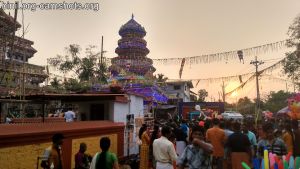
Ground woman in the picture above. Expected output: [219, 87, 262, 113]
[282, 121, 293, 154]
[139, 124, 150, 169]
[90, 137, 119, 169]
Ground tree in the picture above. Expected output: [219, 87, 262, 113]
[50, 77, 61, 90]
[198, 89, 208, 102]
[237, 97, 255, 115]
[284, 14, 300, 89]
[264, 90, 291, 113]
[156, 73, 168, 83]
[48, 44, 108, 84]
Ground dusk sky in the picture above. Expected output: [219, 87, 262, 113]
[4, 0, 300, 102]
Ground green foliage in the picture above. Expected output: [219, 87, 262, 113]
[264, 90, 292, 113]
[237, 97, 255, 115]
[156, 73, 168, 84]
[198, 89, 208, 102]
[48, 44, 108, 84]
[284, 14, 300, 87]
[283, 51, 300, 82]
[63, 79, 90, 92]
[50, 77, 61, 89]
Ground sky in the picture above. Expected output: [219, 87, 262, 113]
[3, 0, 300, 103]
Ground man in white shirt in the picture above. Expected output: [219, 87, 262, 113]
[153, 126, 178, 169]
[64, 108, 76, 122]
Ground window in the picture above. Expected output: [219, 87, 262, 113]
[174, 85, 181, 90]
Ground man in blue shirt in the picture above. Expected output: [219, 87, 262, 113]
[177, 126, 213, 169]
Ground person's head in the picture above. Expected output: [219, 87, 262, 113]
[191, 125, 205, 141]
[291, 119, 299, 129]
[212, 118, 220, 126]
[52, 133, 64, 146]
[100, 137, 111, 152]
[242, 123, 249, 133]
[284, 121, 292, 132]
[224, 120, 232, 130]
[232, 121, 241, 132]
[139, 124, 148, 139]
[181, 119, 187, 124]
[262, 122, 274, 140]
[169, 133, 176, 143]
[161, 126, 172, 138]
[79, 142, 87, 153]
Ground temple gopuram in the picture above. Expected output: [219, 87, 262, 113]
[108, 15, 167, 104]
[0, 9, 47, 96]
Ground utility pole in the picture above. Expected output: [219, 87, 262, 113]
[222, 81, 226, 102]
[250, 56, 264, 123]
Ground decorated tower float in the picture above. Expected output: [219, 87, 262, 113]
[107, 15, 168, 155]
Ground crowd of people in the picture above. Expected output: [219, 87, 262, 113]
[40, 117, 300, 169]
[138, 117, 300, 169]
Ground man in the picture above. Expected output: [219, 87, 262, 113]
[227, 122, 251, 169]
[153, 126, 178, 169]
[64, 108, 76, 122]
[257, 122, 287, 157]
[206, 118, 226, 169]
[242, 123, 257, 156]
[75, 143, 92, 169]
[42, 133, 64, 169]
[292, 119, 300, 157]
[177, 125, 213, 169]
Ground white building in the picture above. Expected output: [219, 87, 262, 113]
[165, 80, 194, 102]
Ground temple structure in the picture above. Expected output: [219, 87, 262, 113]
[108, 15, 167, 104]
[0, 9, 47, 96]
[110, 14, 156, 77]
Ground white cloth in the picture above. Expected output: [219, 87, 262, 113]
[176, 141, 186, 157]
[153, 136, 177, 163]
[156, 162, 173, 169]
[64, 110, 75, 122]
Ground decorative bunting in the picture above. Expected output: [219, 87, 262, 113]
[102, 40, 287, 65]
[179, 58, 185, 79]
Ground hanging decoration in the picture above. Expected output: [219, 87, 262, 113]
[237, 50, 244, 64]
[166, 57, 286, 89]
[179, 58, 185, 79]
[239, 75, 243, 83]
[224, 58, 286, 95]
[104, 39, 287, 65]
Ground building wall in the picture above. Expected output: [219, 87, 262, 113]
[0, 142, 51, 169]
[71, 134, 117, 169]
[0, 133, 118, 169]
[0, 121, 124, 169]
[166, 83, 191, 102]
[113, 94, 144, 155]
[74, 101, 110, 121]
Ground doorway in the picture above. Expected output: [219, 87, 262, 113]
[90, 104, 105, 120]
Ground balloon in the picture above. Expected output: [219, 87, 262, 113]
[278, 160, 284, 169]
[283, 155, 286, 162]
[283, 160, 289, 169]
[262, 159, 265, 169]
[274, 163, 279, 169]
[295, 157, 300, 169]
[253, 158, 260, 169]
[275, 155, 280, 165]
[242, 162, 251, 169]
[265, 149, 270, 169]
[270, 152, 275, 168]
[286, 152, 292, 162]
[289, 155, 294, 169]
